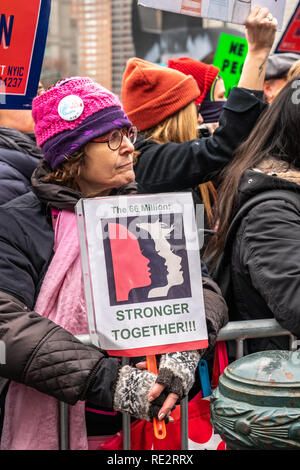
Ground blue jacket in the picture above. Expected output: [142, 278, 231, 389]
[0, 147, 40, 205]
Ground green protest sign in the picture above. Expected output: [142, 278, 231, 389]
[213, 33, 248, 97]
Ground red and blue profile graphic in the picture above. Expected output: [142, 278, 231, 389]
[103, 214, 192, 306]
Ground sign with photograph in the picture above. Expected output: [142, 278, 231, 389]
[0, 0, 51, 109]
[76, 193, 208, 357]
[138, 0, 286, 30]
[275, 1, 300, 53]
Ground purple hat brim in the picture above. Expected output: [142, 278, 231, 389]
[41, 106, 132, 169]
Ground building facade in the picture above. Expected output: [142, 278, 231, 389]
[71, 0, 112, 90]
[111, 0, 135, 95]
[41, 0, 79, 88]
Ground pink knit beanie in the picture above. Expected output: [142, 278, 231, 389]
[32, 77, 132, 169]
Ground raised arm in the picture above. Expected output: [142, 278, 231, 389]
[238, 6, 278, 90]
[135, 7, 277, 194]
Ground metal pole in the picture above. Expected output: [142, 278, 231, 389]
[217, 318, 293, 342]
[122, 357, 131, 450]
[235, 339, 244, 359]
[59, 401, 69, 450]
[289, 334, 298, 351]
[180, 397, 189, 450]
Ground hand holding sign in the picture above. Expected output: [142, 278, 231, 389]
[137, 350, 201, 421]
[237, 6, 278, 91]
[245, 5, 278, 54]
[113, 365, 170, 423]
[138, 0, 286, 28]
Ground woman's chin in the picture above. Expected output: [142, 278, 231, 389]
[124, 170, 135, 184]
[114, 171, 135, 190]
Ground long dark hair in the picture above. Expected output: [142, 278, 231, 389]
[205, 78, 300, 267]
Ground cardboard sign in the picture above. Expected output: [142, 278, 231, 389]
[138, 0, 286, 30]
[76, 193, 208, 357]
[0, 0, 51, 109]
[213, 33, 248, 97]
[275, 1, 300, 53]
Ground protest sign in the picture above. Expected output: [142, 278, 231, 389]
[0, 0, 51, 109]
[213, 33, 248, 96]
[275, 1, 300, 53]
[138, 0, 286, 30]
[76, 193, 208, 357]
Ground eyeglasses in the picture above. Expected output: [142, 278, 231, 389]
[92, 126, 138, 151]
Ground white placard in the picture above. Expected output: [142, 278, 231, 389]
[138, 0, 286, 30]
[76, 193, 208, 357]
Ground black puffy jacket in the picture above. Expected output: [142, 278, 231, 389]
[0, 128, 42, 205]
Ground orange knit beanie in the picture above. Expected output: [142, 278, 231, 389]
[121, 57, 200, 131]
[168, 57, 220, 106]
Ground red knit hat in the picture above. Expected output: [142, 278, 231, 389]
[168, 58, 220, 106]
[121, 58, 200, 131]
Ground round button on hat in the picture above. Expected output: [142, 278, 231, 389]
[58, 95, 84, 121]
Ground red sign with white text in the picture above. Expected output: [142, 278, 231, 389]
[0, 0, 42, 96]
[276, 2, 300, 53]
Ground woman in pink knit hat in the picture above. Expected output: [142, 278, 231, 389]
[0, 75, 228, 450]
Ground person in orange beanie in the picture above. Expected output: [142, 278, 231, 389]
[166, 58, 227, 231]
[167, 58, 226, 136]
[121, 58, 200, 132]
[121, 7, 277, 220]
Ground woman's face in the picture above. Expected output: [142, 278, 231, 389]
[78, 130, 135, 196]
[213, 78, 226, 101]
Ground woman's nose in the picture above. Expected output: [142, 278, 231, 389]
[197, 113, 204, 125]
[120, 135, 134, 155]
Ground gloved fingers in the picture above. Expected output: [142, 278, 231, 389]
[149, 390, 169, 423]
[157, 392, 179, 421]
[156, 368, 184, 399]
[148, 382, 166, 403]
[135, 361, 147, 370]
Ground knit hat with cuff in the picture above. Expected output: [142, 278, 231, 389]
[121, 58, 200, 132]
[32, 77, 132, 169]
[167, 57, 220, 106]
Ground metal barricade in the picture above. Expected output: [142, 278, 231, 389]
[217, 318, 297, 357]
[59, 319, 297, 450]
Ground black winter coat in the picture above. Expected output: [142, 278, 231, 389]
[214, 169, 300, 354]
[0, 148, 40, 205]
[0, 128, 41, 205]
[134, 87, 267, 194]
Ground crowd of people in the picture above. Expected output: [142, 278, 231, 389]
[0, 6, 299, 450]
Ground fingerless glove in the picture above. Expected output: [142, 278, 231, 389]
[156, 350, 201, 400]
[113, 365, 169, 421]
